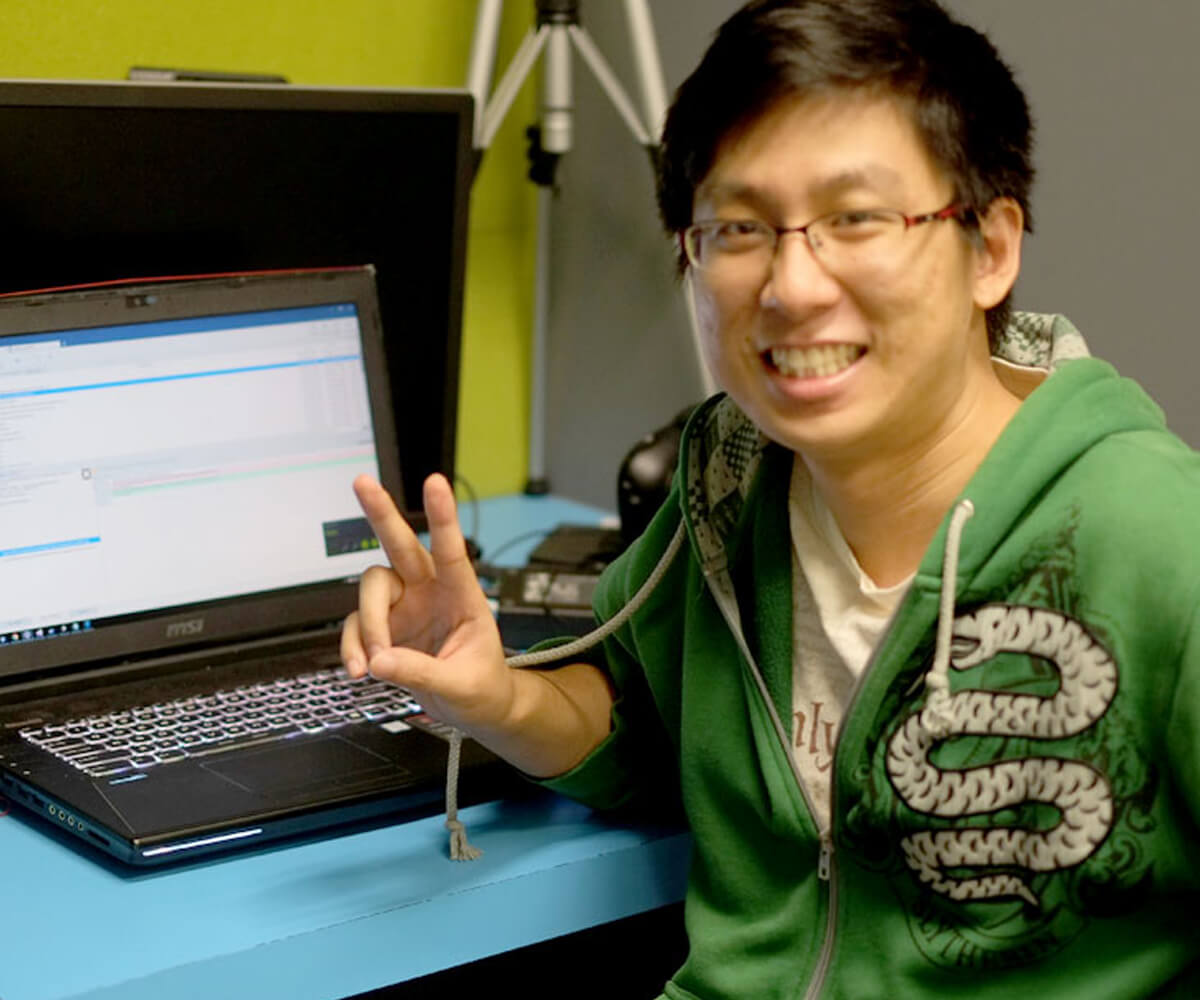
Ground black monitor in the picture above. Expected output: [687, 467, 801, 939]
[0, 79, 474, 523]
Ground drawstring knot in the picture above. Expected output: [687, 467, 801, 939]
[446, 817, 482, 861]
[920, 673, 955, 740]
[445, 728, 482, 860]
[919, 499, 975, 741]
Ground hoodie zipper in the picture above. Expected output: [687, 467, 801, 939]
[801, 580, 920, 999]
[703, 566, 844, 1000]
[805, 829, 837, 1000]
[708, 552, 919, 1000]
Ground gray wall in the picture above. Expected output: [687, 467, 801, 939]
[540, 0, 1200, 510]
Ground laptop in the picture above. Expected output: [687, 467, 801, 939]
[0, 267, 511, 866]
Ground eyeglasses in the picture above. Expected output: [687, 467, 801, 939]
[680, 202, 972, 286]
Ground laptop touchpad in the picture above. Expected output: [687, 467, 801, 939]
[203, 737, 406, 793]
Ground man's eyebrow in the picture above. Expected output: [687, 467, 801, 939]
[807, 165, 907, 198]
[698, 164, 908, 207]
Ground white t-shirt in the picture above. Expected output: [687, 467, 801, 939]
[788, 457, 911, 830]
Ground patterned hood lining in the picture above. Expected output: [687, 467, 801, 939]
[683, 396, 769, 576]
[997, 312, 1090, 368]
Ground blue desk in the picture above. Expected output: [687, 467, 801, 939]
[0, 495, 691, 1000]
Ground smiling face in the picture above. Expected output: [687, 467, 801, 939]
[689, 88, 1014, 472]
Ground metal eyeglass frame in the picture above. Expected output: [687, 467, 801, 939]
[680, 201, 972, 271]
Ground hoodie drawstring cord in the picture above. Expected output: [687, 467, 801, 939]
[445, 728, 482, 861]
[919, 499, 975, 741]
[441, 520, 688, 860]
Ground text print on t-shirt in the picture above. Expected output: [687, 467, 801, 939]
[794, 699, 837, 772]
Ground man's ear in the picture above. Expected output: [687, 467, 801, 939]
[972, 197, 1024, 310]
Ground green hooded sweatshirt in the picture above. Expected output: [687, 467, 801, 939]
[542, 313, 1200, 999]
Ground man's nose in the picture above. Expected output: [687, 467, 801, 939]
[759, 232, 842, 315]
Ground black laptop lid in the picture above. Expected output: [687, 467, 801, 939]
[0, 268, 401, 685]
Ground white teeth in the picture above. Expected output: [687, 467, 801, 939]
[769, 343, 863, 378]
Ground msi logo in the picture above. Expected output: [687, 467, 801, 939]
[165, 618, 205, 639]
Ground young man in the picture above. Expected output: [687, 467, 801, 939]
[342, 0, 1200, 995]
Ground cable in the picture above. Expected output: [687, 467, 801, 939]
[479, 528, 553, 568]
[505, 519, 685, 668]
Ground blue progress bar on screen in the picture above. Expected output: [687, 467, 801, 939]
[0, 536, 101, 559]
[0, 354, 359, 402]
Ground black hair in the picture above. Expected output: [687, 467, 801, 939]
[656, 0, 1035, 345]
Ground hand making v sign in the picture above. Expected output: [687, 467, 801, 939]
[340, 473, 614, 779]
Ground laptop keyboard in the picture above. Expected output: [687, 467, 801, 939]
[18, 667, 422, 779]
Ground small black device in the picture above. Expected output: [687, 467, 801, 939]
[494, 566, 601, 650]
[490, 523, 623, 649]
[617, 406, 693, 543]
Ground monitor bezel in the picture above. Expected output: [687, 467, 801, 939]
[0, 77, 474, 523]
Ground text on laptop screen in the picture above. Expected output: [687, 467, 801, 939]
[0, 303, 389, 642]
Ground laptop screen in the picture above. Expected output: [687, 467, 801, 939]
[0, 271, 397, 676]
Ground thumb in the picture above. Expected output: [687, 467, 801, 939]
[365, 643, 444, 695]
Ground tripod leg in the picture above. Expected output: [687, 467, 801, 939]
[622, 0, 669, 141]
[478, 24, 552, 150]
[467, 0, 505, 143]
[525, 183, 554, 495]
[567, 25, 653, 147]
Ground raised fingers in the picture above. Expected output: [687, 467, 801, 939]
[422, 474, 485, 602]
[352, 474, 431, 589]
